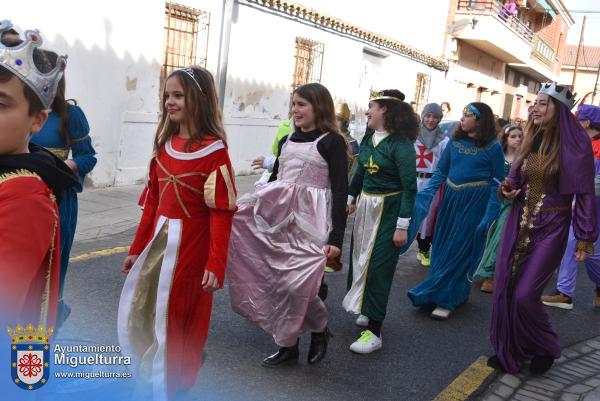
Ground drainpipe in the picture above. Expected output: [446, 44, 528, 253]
[571, 15, 586, 90]
[216, 0, 234, 110]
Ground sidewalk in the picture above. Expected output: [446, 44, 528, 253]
[480, 337, 600, 401]
[73, 174, 258, 255]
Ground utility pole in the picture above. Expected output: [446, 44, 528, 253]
[571, 15, 586, 90]
[592, 61, 600, 105]
[216, 0, 234, 110]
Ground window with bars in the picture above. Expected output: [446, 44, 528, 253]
[161, 2, 210, 89]
[292, 37, 324, 91]
[414, 73, 431, 112]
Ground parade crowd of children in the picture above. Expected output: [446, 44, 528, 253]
[2, 18, 600, 401]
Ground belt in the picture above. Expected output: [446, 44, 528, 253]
[445, 178, 489, 190]
[361, 190, 404, 197]
[417, 172, 433, 179]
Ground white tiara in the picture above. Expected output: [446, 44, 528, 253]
[177, 68, 204, 95]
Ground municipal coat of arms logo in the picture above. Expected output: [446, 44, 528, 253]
[7, 324, 53, 390]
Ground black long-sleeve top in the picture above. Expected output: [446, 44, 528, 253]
[269, 129, 348, 249]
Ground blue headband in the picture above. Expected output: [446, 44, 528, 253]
[466, 104, 481, 118]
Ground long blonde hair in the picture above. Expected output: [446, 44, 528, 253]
[154, 66, 226, 153]
[513, 97, 560, 184]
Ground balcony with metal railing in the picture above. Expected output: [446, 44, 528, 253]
[453, 0, 558, 81]
[456, 1, 534, 42]
[532, 35, 555, 65]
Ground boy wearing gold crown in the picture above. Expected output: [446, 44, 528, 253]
[0, 20, 78, 328]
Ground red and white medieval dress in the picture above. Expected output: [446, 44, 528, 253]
[118, 135, 236, 401]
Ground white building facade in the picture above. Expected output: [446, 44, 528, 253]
[6, 0, 452, 186]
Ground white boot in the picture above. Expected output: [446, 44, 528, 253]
[355, 314, 369, 327]
[430, 306, 451, 320]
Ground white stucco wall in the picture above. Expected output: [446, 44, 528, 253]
[6, 0, 169, 186]
[5, 0, 449, 185]
[225, 2, 449, 175]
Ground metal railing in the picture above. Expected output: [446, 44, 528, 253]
[161, 2, 210, 89]
[457, 0, 534, 43]
[292, 37, 325, 90]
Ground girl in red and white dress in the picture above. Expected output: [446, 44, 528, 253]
[118, 66, 236, 401]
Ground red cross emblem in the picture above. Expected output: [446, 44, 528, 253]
[416, 145, 434, 169]
[18, 353, 43, 378]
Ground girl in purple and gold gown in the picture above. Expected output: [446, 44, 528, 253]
[490, 83, 598, 375]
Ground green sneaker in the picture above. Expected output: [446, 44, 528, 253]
[418, 251, 430, 267]
[349, 330, 382, 354]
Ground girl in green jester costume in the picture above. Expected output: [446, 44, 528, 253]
[343, 89, 418, 354]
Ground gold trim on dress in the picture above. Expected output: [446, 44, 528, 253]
[154, 157, 206, 218]
[358, 197, 386, 311]
[131, 222, 169, 376]
[452, 140, 496, 155]
[161, 219, 182, 378]
[204, 170, 217, 209]
[0, 169, 42, 184]
[540, 206, 571, 213]
[45, 147, 70, 160]
[445, 178, 489, 190]
[576, 240, 594, 254]
[71, 135, 91, 143]
[219, 164, 236, 211]
[361, 190, 403, 197]
[39, 194, 58, 326]
[510, 153, 546, 282]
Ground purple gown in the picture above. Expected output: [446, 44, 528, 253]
[490, 105, 598, 373]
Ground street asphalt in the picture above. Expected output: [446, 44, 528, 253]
[56, 175, 600, 401]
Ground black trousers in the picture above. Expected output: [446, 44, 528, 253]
[417, 235, 432, 253]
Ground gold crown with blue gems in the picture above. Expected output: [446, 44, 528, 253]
[7, 324, 54, 344]
[0, 20, 67, 108]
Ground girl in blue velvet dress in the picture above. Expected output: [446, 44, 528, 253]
[31, 73, 97, 326]
[406, 102, 505, 320]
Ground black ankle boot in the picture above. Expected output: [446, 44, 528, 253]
[318, 280, 328, 301]
[487, 355, 504, 370]
[308, 328, 332, 365]
[530, 355, 554, 375]
[261, 342, 299, 367]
